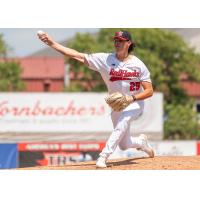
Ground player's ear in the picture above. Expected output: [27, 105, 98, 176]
[127, 40, 132, 45]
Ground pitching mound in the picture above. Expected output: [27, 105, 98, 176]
[20, 156, 200, 170]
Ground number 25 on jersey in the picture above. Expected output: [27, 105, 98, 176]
[130, 82, 140, 91]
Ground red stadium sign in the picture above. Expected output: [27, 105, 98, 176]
[18, 142, 105, 167]
[18, 142, 105, 152]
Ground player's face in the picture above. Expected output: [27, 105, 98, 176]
[114, 39, 131, 53]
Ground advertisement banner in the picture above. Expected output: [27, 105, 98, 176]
[0, 144, 18, 169]
[0, 93, 112, 133]
[0, 93, 163, 138]
[130, 92, 163, 138]
[18, 142, 105, 168]
[110, 141, 197, 159]
[196, 141, 200, 155]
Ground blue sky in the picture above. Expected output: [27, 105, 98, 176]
[0, 28, 99, 57]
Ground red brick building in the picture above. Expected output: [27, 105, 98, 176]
[181, 81, 200, 98]
[181, 80, 200, 114]
[19, 57, 66, 92]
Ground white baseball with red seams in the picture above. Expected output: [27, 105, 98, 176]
[84, 52, 152, 159]
[37, 30, 45, 36]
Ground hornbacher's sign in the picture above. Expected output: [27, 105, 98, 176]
[0, 100, 105, 117]
[0, 93, 113, 133]
[0, 92, 163, 135]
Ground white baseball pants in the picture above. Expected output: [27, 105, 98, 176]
[99, 108, 144, 159]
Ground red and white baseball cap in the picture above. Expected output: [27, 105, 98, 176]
[114, 30, 132, 41]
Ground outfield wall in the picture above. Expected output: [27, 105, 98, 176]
[1, 141, 200, 169]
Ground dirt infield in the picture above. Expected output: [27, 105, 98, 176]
[20, 156, 200, 170]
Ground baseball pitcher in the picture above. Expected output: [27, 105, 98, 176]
[37, 30, 154, 168]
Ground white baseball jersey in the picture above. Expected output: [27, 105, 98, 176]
[84, 53, 151, 111]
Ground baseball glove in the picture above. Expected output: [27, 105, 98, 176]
[105, 92, 134, 112]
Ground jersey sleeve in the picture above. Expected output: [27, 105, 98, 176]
[84, 53, 106, 72]
[140, 64, 152, 82]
